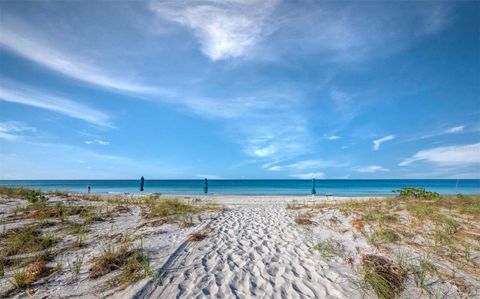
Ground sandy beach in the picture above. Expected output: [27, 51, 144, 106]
[0, 190, 478, 298]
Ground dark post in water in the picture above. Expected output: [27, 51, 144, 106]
[140, 176, 145, 192]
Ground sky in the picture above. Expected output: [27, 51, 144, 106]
[0, 0, 479, 179]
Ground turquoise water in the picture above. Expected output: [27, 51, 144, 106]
[0, 179, 479, 196]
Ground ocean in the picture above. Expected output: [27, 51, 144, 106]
[0, 179, 479, 196]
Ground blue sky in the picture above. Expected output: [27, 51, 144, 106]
[0, 0, 479, 179]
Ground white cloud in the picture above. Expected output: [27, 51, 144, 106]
[373, 135, 395, 151]
[290, 172, 325, 179]
[149, 0, 278, 60]
[85, 139, 110, 146]
[443, 125, 464, 134]
[354, 165, 389, 173]
[253, 145, 277, 158]
[399, 143, 480, 166]
[0, 16, 168, 96]
[327, 135, 341, 140]
[0, 83, 112, 127]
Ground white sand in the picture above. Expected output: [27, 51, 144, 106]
[2, 194, 471, 298]
[130, 202, 360, 298]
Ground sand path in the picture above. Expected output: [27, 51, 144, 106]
[136, 205, 359, 298]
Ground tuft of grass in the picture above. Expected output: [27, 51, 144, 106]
[89, 237, 151, 285]
[118, 248, 152, 285]
[443, 218, 459, 235]
[69, 255, 84, 276]
[361, 255, 406, 299]
[3, 225, 57, 256]
[0, 259, 4, 278]
[13, 270, 26, 289]
[365, 231, 379, 247]
[381, 229, 400, 243]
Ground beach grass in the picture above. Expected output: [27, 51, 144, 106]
[2, 224, 57, 257]
[291, 191, 480, 296]
[89, 236, 151, 285]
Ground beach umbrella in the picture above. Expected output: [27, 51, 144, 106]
[203, 178, 208, 195]
[311, 178, 316, 196]
[140, 176, 144, 192]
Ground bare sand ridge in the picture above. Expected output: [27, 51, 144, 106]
[135, 204, 359, 298]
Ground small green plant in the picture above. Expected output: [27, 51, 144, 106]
[0, 260, 4, 278]
[395, 250, 410, 272]
[365, 231, 379, 247]
[75, 228, 86, 247]
[434, 226, 449, 247]
[381, 229, 400, 242]
[54, 258, 64, 273]
[69, 255, 84, 276]
[413, 254, 434, 289]
[443, 218, 459, 235]
[13, 270, 26, 289]
[463, 241, 472, 263]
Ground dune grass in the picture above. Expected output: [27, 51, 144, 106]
[0, 186, 46, 203]
[2, 224, 57, 257]
[89, 237, 151, 285]
[142, 197, 222, 224]
[294, 191, 480, 296]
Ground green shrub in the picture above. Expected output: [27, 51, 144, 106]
[393, 188, 439, 200]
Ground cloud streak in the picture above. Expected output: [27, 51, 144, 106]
[0, 16, 168, 95]
[399, 143, 480, 166]
[0, 121, 36, 141]
[289, 172, 325, 179]
[373, 135, 395, 151]
[354, 165, 389, 173]
[0, 82, 112, 127]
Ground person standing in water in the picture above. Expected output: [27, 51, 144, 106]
[87, 185, 91, 194]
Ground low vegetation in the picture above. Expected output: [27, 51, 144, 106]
[2, 224, 57, 257]
[0, 186, 46, 203]
[89, 237, 151, 285]
[361, 255, 406, 299]
[290, 188, 480, 297]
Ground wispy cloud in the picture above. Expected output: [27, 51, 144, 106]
[399, 143, 480, 166]
[0, 121, 36, 141]
[85, 139, 110, 146]
[0, 82, 112, 127]
[265, 159, 341, 171]
[149, 0, 278, 60]
[353, 165, 389, 173]
[373, 135, 395, 151]
[0, 16, 168, 95]
[289, 172, 325, 179]
[327, 135, 341, 140]
[443, 125, 465, 134]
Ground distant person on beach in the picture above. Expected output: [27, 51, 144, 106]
[87, 185, 91, 194]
